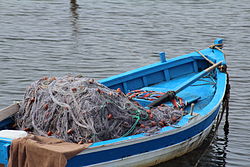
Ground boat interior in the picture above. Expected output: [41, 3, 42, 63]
[100, 50, 218, 117]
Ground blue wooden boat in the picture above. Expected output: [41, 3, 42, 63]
[0, 39, 227, 167]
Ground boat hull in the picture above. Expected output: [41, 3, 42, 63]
[91, 118, 215, 167]
[67, 105, 221, 167]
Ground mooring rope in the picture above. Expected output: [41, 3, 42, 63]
[209, 44, 227, 58]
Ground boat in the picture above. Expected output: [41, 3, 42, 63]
[0, 39, 228, 167]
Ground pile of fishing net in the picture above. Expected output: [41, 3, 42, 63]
[15, 75, 183, 144]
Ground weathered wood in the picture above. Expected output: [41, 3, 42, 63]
[0, 103, 19, 122]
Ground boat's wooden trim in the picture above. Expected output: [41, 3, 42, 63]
[0, 104, 19, 122]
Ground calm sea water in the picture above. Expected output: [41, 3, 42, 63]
[0, 0, 249, 166]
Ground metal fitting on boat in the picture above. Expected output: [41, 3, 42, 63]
[218, 64, 227, 73]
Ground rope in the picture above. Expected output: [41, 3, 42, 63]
[122, 109, 148, 137]
[122, 115, 140, 137]
[197, 43, 227, 74]
[196, 50, 215, 65]
[209, 43, 223, 49]
[209, 44, 227, 58]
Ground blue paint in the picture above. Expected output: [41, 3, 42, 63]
[99, 57, 196, 89]
[159, 52, 167, 63]
[214, 38, 223, 45]
[126, 77, 144, 91]
[146, 71, 165, 85]
[0, 118, 13, 130]
[168, 61, 194, 79]
[174, 61, 222, 93]
[0, 138, 12, 166]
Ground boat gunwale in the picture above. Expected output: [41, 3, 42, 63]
[99, 48, 215, 87]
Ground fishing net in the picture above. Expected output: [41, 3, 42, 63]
[15, 75, 183, 143]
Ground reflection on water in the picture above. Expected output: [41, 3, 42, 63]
[70, 0, 79, 26]
[156, 123, 229, 167]
[195, 84, 230, 167]
[70, 0, 80, 50]
[0, 0, 250, 166]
